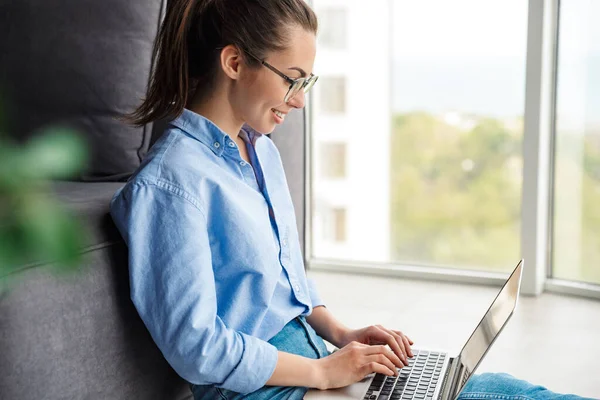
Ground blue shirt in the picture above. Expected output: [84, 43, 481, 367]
[109, 109, 324, 394]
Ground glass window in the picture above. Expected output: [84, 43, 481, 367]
[552, 1, 600, 285]
[321, 207, 347, 243]
[318, 8, 347, 49]
[311, 0, 527, 271]
[318, 76, 346, 114]
[320, 142, 347, 179]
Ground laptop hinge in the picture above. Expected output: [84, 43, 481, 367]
[439, 356, 461, 400]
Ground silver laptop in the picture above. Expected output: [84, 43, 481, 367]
[306, 260, 524, 400]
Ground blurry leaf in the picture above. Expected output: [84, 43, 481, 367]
[0, 225, 20, 274]
[0, 140, 23, 191]
[1, 98, 89, 285]
[0, 219, 34, 276]
[22, 128, 88, 180]
[0, 93, 5, 134]
[18, 194, 86, 271]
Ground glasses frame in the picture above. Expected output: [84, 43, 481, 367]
[245, 50, 319, 103]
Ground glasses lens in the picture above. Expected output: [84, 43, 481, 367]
[285, 79, 305, 102]
[303, 75, 318, 94]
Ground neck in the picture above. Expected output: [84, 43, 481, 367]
[188, 86, 244, 140]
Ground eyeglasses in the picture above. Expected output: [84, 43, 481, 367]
[245, 50, 319, 103]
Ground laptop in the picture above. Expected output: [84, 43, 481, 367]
[305, 259, 524, 400]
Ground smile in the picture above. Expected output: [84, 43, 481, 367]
[271, 108, 286, 119]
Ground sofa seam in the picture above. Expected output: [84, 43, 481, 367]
[0, 240, 123, 278]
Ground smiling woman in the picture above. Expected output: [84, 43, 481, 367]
[109, 1, 595, 400]
[124, 0, 318, 137]
[113, 0, 410, 398]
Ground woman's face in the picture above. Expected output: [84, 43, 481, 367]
[235, 26, 317, 134]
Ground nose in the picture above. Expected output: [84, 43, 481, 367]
[286, 90, 306, 109]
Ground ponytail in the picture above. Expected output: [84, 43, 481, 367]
[124, 0, 209, 126]
[123, 0, 318, 126]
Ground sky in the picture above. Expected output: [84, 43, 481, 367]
[389, 0, 600, 126]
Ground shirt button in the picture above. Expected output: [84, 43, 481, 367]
[295, 284, 301, 292]
[213, 142, 220, 148]
[282, 239, 287, 247]
[228, 141, 236, 148]
[239, 161, 246, 166]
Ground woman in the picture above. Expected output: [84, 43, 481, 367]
[110, 1, 594, 399]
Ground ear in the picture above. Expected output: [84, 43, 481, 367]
[220, 44, 243, 80]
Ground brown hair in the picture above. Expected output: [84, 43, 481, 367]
[125, 0, 318, 126]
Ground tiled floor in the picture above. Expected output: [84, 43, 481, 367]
[307, 269, 600, 399]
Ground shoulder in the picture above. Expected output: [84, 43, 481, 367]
[124, 126, 220, 208]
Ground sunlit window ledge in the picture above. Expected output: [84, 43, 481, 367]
[544, 279, 600, 301]
[307, 259, 600, 301]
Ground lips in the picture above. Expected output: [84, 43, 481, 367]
[271, 108, 287, 118]
[271, 108, 287, 125]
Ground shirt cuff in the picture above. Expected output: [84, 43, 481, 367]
[307, 278, 325, 309]
[219, 332, 279, 394]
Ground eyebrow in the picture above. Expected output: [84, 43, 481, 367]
[288, 67, 307, 77]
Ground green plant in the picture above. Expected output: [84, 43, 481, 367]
[0, 104, 89, 285]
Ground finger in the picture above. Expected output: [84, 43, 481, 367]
[369, 326, 406, 360]
[364, 354, 398, 376]
[389, 331, 409, 362]
[403, 333, 414, 346]
[361, 361, 396, 378]
[378, 328, 408, 365]
[394, 330, 414, 357]
[401, 334, 414, 358]
[364, 344, 404, 368]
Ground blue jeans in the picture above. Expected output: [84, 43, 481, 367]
[190, 317, 596, 400]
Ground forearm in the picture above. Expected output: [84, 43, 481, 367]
[266, 351, 323, 389]
[266, 308, 348, 389]
[305, 306, 349, 349]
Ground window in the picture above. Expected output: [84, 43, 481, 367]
[318, 76, 346, 114]
[311, 0, 390, 263]
[320, 142, 347, 179]
[552, 1, 600, 285]
[323, 207, 347, 243]
[310, 0, 528, 272]
[318, 8, 347, 49]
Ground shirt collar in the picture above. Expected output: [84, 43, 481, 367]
[240, 124, 263, 146]
[170, 108, 264, 156]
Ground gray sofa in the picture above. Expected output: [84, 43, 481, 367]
[0, 1, 308, 398]
[0, 1, 194, 398]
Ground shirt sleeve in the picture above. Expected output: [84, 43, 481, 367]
[306, 277, 325, 309]
[109, 180, 278, 394]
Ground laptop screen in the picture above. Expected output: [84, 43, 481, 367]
[453, 260, 524, 397]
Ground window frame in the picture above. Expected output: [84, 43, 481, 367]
[303, 0, 600, 300]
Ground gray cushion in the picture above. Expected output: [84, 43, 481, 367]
[6, 181, 127, 272]
[0, 182, 191, 399]
[0, 243, 191, 400]
[51, 181, 126, 249]
[0, 0, 166, 181]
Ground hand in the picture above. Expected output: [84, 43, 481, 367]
[313, 341, 403, 390]
[338, 325, 414, 366]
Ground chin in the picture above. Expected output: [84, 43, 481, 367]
[246, 120, 277, 135]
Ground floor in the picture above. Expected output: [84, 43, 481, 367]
[307, 269, 600, 399]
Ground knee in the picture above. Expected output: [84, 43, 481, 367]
[463, 372, 546, 397]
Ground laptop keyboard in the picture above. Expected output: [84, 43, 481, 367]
[363, 349, 447, 400]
